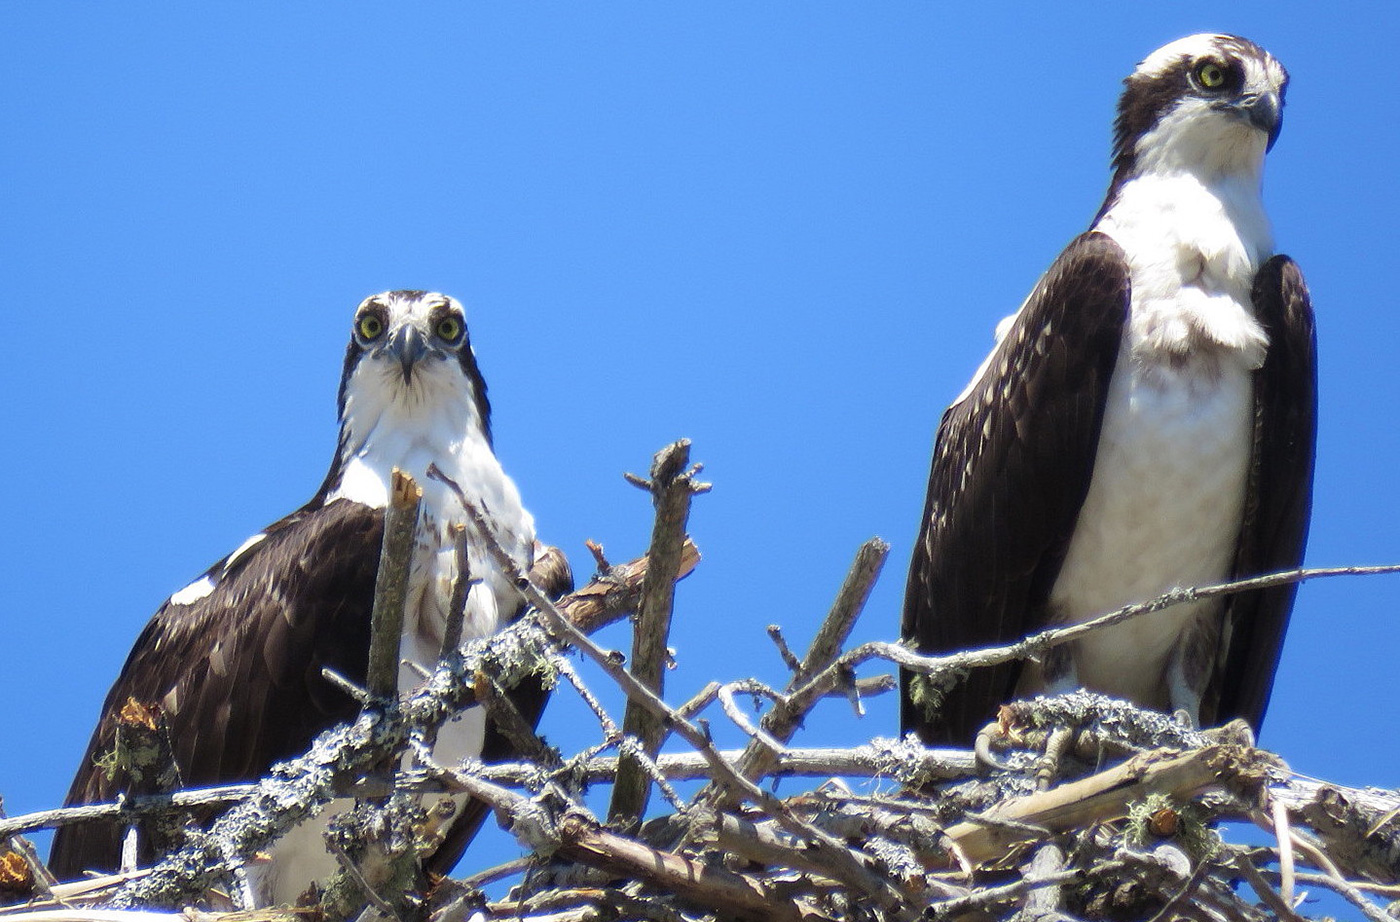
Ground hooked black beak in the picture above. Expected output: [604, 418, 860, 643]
[1238, 91, 1283, 151]
[385, 325, 428, 384]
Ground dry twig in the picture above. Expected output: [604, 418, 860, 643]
[12, 443, 1400, 922]
[610, 439, 710, 826]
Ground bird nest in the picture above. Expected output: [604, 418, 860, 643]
[4, 443, 1399, 922]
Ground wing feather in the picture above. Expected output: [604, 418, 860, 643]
[51, 507, 573, 885]
[1209, 255, 1316, 729]
[49, 499, 382, 878]
[900, 232, 1131, 744]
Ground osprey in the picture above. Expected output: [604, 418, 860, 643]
[49, 290, 569, 904]
[901, 35, 1316, 744]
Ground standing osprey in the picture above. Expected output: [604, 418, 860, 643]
[901, 35, 1316, 744]
[50, 291, 568, 904]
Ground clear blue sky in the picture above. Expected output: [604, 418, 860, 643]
[4, 2, 1399, 891]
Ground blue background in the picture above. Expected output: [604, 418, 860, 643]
[3, 2, 1398, 905]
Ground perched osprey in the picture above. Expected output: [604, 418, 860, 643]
[901, 35, 1316, 745]
[49, 291, 568, 904]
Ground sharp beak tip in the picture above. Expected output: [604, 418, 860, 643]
[385, 326, 428, 385]
[1244, 92, 1283, 150]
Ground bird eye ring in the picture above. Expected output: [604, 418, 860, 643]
[436, 316, 464, 343]
[1196, 62, 1226, 89]
[356, 315, 384, 341]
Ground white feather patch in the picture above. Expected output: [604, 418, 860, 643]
[169, 574, 215, 606]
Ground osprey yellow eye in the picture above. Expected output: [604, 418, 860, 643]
[436, 315, 463, 342]
[356, 315, 384, 341]
[1197, 62, 1226, 89]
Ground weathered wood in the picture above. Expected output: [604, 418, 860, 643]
[367, 469, 422, 700]
[19, 443, 1400, 922]
[609, 440, 709, 826]
[558, 539, 699, 634]
[553, 813, 816, 922]
[943, 745, 1267, 864]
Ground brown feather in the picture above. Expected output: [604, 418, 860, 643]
[1207, 255, 1316, 728]
[50, 500, 381, 878]
[900, 232, 1131, 745]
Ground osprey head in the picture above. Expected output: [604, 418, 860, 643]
[1111, 34, 1288, 181]
[336, 289, 493, 450]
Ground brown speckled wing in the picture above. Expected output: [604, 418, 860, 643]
[51, 511, 573, 885]
[49, 498, 383, 879]
[900, 232, 1131, 745]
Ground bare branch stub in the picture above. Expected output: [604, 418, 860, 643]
[608, 439, 710, 828]
[559, 539, 700, 636]
[766, 625, 803, 675]
[368, 468, 423, 701]
[796, 538, 890, 685]
[584, 538, 610, 572]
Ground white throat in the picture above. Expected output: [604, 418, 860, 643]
[327, 364, 535, 652]
[1095, 140, 1273, 367]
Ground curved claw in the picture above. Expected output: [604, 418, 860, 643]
[974, 721, 1015, 771]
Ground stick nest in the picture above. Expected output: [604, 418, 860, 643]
[5, 447, 1399, 922]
